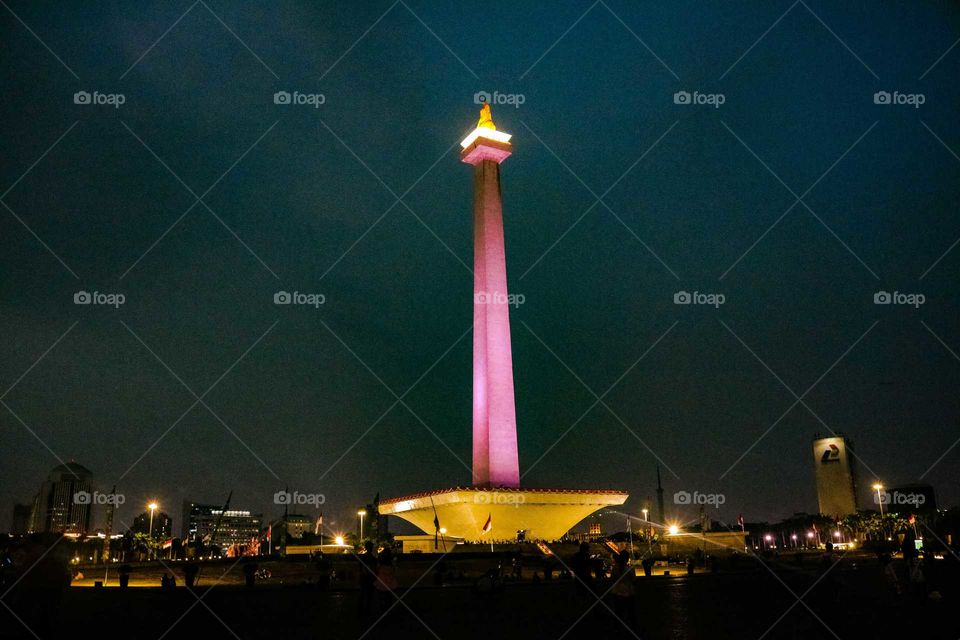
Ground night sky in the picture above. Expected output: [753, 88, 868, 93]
[2, 1, 958, 534]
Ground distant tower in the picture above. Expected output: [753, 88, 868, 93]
[656, 465, 665, 525]
[461, 104, 520, 488]
[30, 462, 93, 534]
[812, 435, 858, 517]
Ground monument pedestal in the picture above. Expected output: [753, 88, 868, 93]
[379, 487, 627, 541]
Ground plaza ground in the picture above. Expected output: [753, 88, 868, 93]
[3, 552, 957, 639]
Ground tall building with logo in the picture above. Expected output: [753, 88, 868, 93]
[29, 462, 93, 534]
[812, 435, 858, 517]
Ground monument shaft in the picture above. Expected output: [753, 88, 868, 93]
[471, 158, 520, 487]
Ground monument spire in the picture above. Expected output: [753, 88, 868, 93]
[460, 105, 519, 488]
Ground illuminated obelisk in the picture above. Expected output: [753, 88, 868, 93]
[378, 107, 627, 542]
[460, 104, 520, 488]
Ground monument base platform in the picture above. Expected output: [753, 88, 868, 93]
[379, 487, 628, 542]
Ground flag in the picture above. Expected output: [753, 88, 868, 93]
[315, 512, 323, 535]
[481, 514, 492, 535]
[908, 513, 915, 524]
[267, 522, 272, 541]
[737, 514, 744, 531]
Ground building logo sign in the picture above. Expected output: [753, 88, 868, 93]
[820, 443, 841, 463]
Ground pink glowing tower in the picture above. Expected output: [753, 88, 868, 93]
[460, 104, 520, 488]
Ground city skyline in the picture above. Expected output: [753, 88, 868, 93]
[3, 1, 960, 536]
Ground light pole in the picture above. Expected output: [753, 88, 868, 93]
[873, 483, 885, 516]
[147, 502, 158, 560]
[357, 509, 367, 541]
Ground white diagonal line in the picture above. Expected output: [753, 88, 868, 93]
[798, 200, 880, 279]
[545, 544, 643, 640]
[0, 532, 66, 599]
[719, 0, 799, 80]
[919, 36, 960, 80]
[1, 401, 81, 480]
[2, 320, 79, 399]
[520, 1, 599, 80]
[1, 121, 79, 200]
[119, 0, 200, 79]
[119, 120, 280, 279]
[116, 320, 279, 482]
[0, 200, 81, 279]
[0, 0, 80, 80]
[319, 118, 472, 274]
[319, 133, 463, 281]
[319, 1, 400, 81]
[920, 120, 960, 163]
[317, 324, 471, 481]
[520, 321, 680, 479]
[798, 0, 878, 79]
[719, 120, 879, 280]
[0, 600, 41, 640]
[318, 319, 473, 476]
[120, 320, 281, 479]
[521, 321, 678, 480]
[919, 321, 960, 479]
[720, 321, 878, 478]
[400, 0, 478, 79]
[598, 0, 680, 81]
[519, 119, 680, 280]
[199, 0, 279, 79]
[719, 319, 882, 481]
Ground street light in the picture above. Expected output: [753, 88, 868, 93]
[357, 509, 367, 540]
[641, 508, 648, 521]
[147, 502, 159, 560]
[668, 524, 679, 535]
[873, 483, 885, 516]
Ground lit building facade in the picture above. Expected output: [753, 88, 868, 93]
[812, 435, 858, 517]
[29, 462, 93, 534]
[181, 501, 261, 546]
